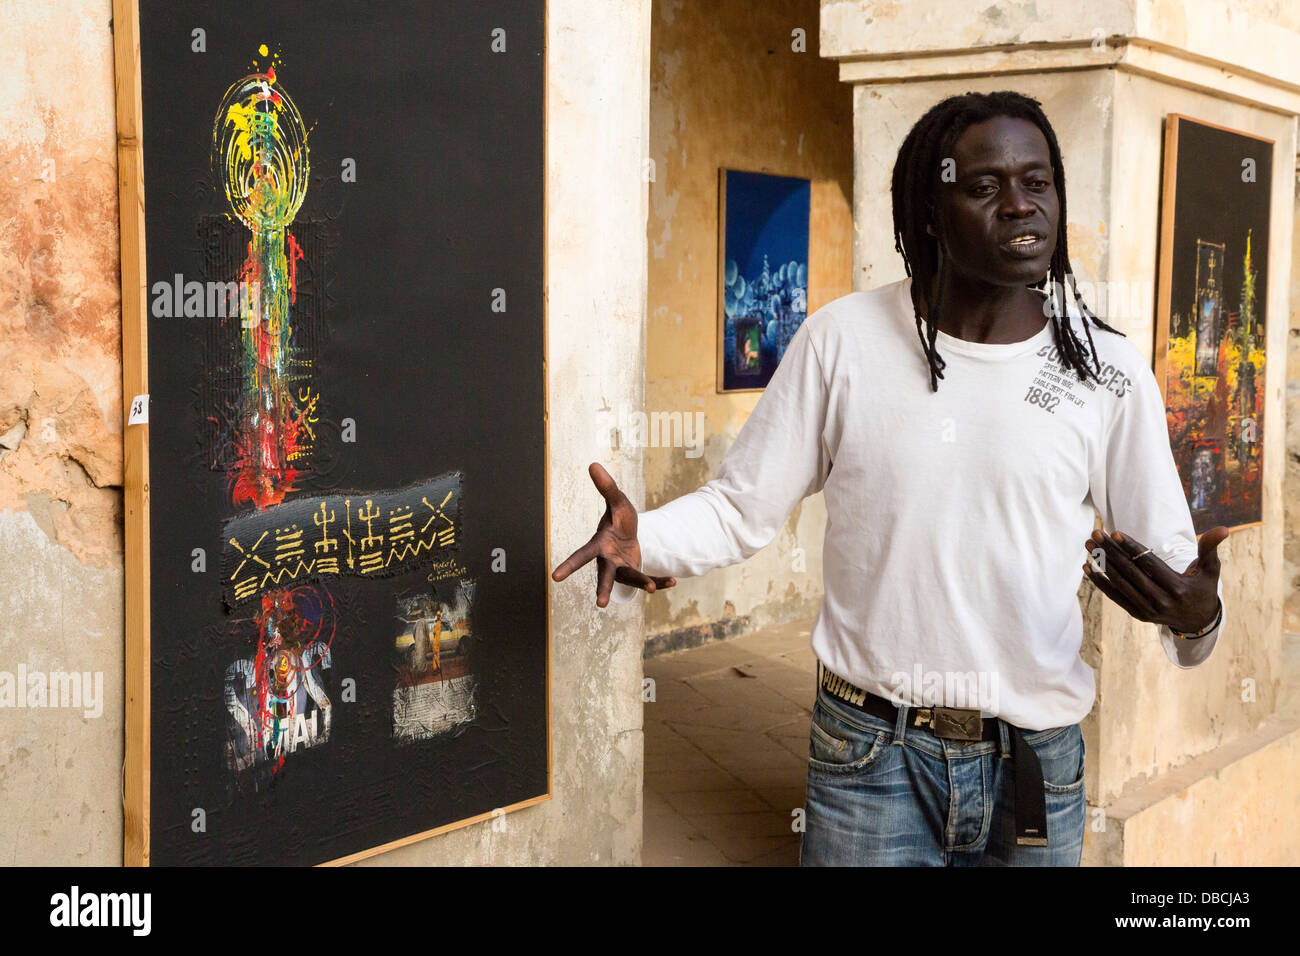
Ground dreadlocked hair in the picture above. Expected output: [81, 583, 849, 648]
[890, 90, 1124, 392]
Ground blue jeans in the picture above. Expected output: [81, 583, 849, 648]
[800, 685, 1086, 866]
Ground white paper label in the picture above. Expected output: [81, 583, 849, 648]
[128, 394, 149, 425]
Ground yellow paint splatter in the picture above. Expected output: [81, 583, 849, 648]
[214, 74, 310, 231]
[258, 43, 269, 56]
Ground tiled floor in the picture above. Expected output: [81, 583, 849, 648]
[642, 615, 819, 866]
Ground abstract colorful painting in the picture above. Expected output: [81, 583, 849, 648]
[118, 0, 548, 866]
[1155, 115, 1272, 532]
[717, 169, 811, 392]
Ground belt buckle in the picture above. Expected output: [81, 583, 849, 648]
[929, 706, 984, 742]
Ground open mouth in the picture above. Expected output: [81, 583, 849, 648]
[1001, 233, 1048, 257]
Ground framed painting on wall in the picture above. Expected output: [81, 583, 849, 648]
[1154, 114, 1272, 533]
[716, 168, 811, 393]
[113, 0, 550, 865]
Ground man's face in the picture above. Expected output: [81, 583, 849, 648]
[931, 115, 1059, 287]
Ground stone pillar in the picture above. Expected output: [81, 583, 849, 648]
[820, 0, 1300, 864]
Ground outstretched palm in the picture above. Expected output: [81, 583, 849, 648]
[1083, 525, 1228, 634]
[552, 462, 676, 607]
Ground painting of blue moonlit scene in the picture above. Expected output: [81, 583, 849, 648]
[718, 169, 811, 392]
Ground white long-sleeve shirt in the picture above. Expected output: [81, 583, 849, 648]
[612, 276, 1224, 730]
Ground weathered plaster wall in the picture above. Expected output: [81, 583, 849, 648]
[1, 0, 652, 866]
[1097, 71, 1293, 805]
[642, 0, 853, 647]
[1284, 177, 1300, 632]
[1090, 713, 1300, 865]
[821, 0, 1300, 87]
[0, 0, 125, 865]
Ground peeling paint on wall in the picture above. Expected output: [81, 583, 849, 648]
[0, 0, 125, 866]
[0, 1, 123, 572]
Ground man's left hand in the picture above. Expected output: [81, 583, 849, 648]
[1082, 526, 1228, 634]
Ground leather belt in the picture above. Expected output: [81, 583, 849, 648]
[819, 664, 1049, 847]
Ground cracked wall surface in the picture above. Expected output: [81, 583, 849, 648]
[0, 0, 122, 566]
[642, 0, 854, 647]
[0, 0, 125, 865]
[2, 0, 650, 866]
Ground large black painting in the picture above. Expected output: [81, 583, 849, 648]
[130, 0, 547, 865]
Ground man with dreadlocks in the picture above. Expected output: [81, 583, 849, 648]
[552, 90, 1227, 866]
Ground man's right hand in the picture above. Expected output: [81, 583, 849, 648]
[551, 462, 676, 607]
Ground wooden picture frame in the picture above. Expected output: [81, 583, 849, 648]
[113, 0, 151, 870]
[1153, 113, 1272, 533]
[112, 0, 552, 866]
